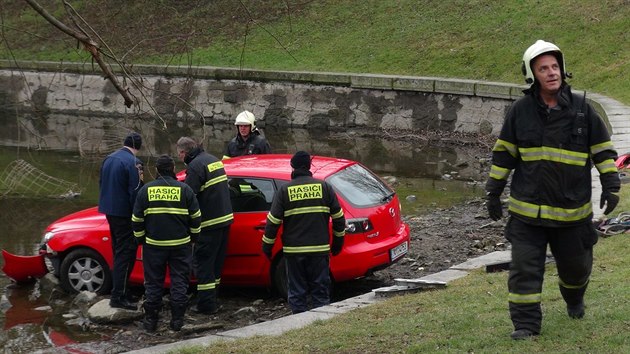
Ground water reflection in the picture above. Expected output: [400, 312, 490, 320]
[0, 149, 103, 352]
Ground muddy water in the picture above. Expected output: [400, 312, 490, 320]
[0, 128, 486, 352]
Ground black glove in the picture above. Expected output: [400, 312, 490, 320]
[487, 194, 503, 221]
[135, 236, 145, 245]
[600, 191, 620, 215]
[262, 243, 273, 260]
[331, 236, 344, 256]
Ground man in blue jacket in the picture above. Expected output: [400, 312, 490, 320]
[98, 132, 144, 310]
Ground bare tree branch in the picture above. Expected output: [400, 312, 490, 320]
[24, 0, 135, 108]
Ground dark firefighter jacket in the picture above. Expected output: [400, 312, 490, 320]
[262, 170, 346, 255]
[486, 83, 620, 227]
[183, 148, 234, 230]
[223, 129, 271, 158]
[132, 175, 201, 247]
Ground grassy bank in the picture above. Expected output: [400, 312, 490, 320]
[180, 232, 629, 353]
[0, 1, 628, 104]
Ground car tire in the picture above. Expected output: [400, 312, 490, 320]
[271, 255, 288, 299]
[60, 248, 112, 295]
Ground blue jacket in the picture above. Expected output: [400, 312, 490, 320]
[98, 147, 142, 217]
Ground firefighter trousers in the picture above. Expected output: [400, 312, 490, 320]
[505, 217, 596, 333]
[286, 254, 331, 314]
[193, 226, 230, 312]
[143, 244, 192, 309]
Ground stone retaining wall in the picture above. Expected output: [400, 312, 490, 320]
[0, 60, 626, 156]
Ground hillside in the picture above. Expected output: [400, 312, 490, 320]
[0, 1, 628, 103]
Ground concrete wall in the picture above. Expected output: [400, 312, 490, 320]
[0, 61, 521, 144]
[0, 60, 627, 156]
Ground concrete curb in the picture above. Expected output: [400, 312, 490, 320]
[124, 251, 512, 354]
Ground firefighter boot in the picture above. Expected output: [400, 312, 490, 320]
[559, 283, 586, 319]
[567, 302, 585, 319]
[169, 303, 187, 331]
[143, 304, 160, 332]
[510, 329, 538, 340]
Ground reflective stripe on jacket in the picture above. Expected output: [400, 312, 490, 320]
[184, 151, 234, 231]
[486, 84, 620, 226]
[132, 176, 201, 247]
[263, 174, 346, 255]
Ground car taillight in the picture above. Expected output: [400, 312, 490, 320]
[345, 218, 373, 234]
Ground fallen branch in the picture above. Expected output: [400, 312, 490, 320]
[24, 0, 134, 108]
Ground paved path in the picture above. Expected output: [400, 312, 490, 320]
[125, 95, 630, 354]
[590, 94, 630, 218]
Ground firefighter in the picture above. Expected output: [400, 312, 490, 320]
[223, 110, 272, 159]
[486, 40, 620, 340]
[177, 137, 234, 315]
[262, 151, 346, 314]
[132, 155, 201, 332]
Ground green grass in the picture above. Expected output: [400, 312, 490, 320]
[178, 234, 629, 353]
[1, 1, 628, 104]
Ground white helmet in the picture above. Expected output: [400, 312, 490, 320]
[521, 40, 571, 84]
[234, 110, 256, 128]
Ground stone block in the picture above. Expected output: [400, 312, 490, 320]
[510, 85, 527, 98]
[392, 76, 435, 92]
[220, 311, 336, 338]
[451, 250, 511, 270]
[245, 69, 313, 83]
[350, 74, 394, 90]
[474, 82, 514, 99]
[311, 72, 351, 85]
[434, 78, 477, 96]
[418, 269, 469, 283]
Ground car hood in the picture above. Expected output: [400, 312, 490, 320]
[46, 206, 107, 233]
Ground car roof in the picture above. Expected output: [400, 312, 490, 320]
[223, 154, 357, 180]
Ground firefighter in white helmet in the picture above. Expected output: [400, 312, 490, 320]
[486, 40, 620, 340]
[223, 110, 271, 159]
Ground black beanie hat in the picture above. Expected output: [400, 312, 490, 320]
[290, 151, 311, 169]
[156, 154, 174, 174]
[124, 132, 142, 150]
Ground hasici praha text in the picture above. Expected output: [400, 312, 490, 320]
[288, 183, 322, 201]
[148, 186, 182, 201]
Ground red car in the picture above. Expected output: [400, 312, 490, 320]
[3, 154, 410, 297]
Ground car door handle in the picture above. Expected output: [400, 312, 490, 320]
[254, 222, 266, 231]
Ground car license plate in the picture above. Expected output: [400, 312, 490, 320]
[390, 241, 408, 262]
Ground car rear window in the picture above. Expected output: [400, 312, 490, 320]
[326, 164, 394, 208]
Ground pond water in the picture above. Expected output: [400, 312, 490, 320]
[0, 127, 487, 352]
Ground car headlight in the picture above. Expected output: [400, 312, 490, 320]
[43, 231, 56, 242]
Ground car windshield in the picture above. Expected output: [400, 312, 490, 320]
[326, 164, 394, 208]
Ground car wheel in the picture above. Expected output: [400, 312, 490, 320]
[60, 248, 112, 295]
[271, 256, 288, 299]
